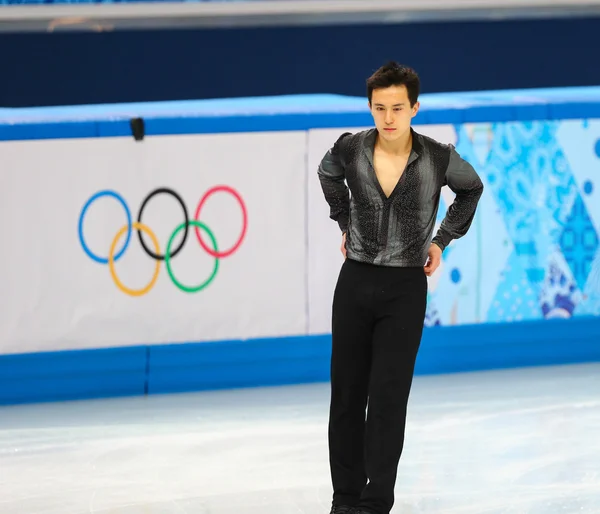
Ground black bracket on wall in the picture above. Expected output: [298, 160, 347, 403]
[130, 117, 145, 141]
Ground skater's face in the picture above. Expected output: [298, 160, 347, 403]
[369, 85, 419, 142]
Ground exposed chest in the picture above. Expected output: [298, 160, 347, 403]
[372, 149, 410, 198]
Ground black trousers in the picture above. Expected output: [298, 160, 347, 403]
[328, 258, 428, 514]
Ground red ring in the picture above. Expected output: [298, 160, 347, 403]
[194, 185, 248, 258]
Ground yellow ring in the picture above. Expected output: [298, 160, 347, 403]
[108, 222, 161, 297]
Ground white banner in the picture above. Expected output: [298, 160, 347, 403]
[5, 119, 597, 356]
[0, 132, 307, 354]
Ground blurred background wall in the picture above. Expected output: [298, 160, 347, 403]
[3, 15, 600, 107]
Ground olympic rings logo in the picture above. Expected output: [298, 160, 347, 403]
[78, 185, 248, 296]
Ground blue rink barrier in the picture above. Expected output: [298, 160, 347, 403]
[1, 317, 599, 405]
[1, 87, 600, 405]
[4, 87, 600, 140]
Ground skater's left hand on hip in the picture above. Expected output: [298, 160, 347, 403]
[424, 243, 442, 277]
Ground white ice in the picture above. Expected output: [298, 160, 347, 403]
[1, 362, 599, 514]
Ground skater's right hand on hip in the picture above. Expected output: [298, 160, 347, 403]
[341, 232, 347, 259]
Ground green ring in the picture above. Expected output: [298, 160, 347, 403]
[165, 220, 219, 293]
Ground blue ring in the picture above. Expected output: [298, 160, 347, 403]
[78, 190, 132, 264]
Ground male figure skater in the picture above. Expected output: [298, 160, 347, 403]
[317, 62, 484, 514]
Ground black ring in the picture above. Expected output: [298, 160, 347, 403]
[137, 187, 189, 261]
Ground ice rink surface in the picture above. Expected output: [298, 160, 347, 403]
[1, 362, 599, 514]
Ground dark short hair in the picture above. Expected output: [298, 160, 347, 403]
[366, 61, 420, 106]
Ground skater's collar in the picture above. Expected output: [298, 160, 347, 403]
[363, 127, 423, 165]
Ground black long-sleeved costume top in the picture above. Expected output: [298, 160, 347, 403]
[317, 128, 484, 267]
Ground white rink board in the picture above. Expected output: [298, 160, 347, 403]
[0, 132, 307, 354]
